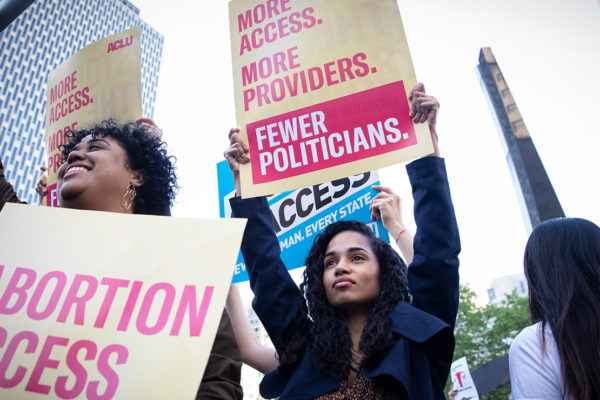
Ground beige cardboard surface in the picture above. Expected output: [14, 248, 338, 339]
[45, 27, 143, 206]
[229, 0, 433, 197]
[0, 203, 246, 399]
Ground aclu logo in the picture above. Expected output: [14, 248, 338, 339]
[107, 35, 134, 53]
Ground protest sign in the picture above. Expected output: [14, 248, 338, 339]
[451, 357, 481, 400]
[0, 203, 246, 399]
[228, 0, 434, 197]
[45, 27, 143, 207]
[217, 160, 389, 283]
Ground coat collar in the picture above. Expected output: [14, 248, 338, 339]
[365, 302, 454, 398]
[389, 301, 450, 342]
[259, 302, 452, 399]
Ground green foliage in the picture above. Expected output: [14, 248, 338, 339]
[450, 286, 530, 400]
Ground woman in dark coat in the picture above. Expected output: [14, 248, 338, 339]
[224, 84, 460, 399]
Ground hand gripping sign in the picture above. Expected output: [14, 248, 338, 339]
[0, 204, 246, 399]
[217, 160, 389, 283]
[229, 0, 434, 197]
[45, 27, 143, 207]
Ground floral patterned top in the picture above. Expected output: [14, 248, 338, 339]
[315, 374, 383, 400]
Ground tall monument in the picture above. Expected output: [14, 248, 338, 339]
[478, 47, 564, 231]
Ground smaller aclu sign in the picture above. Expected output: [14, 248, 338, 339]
[217, 161, 389, 283]
[451, 357, 480, 400]
[46, 27, 143, 206]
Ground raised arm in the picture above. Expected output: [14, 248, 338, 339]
[226, 284, 278, 374]
[225, 129, 310, 357]
[406, 84, 460, 327]
[370, 186, 414, 264]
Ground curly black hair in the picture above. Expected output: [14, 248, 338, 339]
[279, 221, 410, 380]
[60, 119, 177, 216]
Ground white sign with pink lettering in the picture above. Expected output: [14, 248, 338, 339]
[450, 357, 480, 400]
[0, 203, 245, 399]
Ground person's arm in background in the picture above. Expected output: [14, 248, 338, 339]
[225, 129, 311, 362]
[371, 186, 414, 264]
[226, 285, 279, 374]
[0, 159, 25, 210]
[35, 166, 47, 205]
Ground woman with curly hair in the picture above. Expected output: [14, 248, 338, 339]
[224, 83, 460, 399]
[56, 119, 177, 215]
[1, 119, 176, 214]
[225, 189, 415, 376]
[0, 119, 244, 400]
[509, 218, 600, 400]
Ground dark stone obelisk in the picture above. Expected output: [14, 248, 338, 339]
[0, 0, 37, 32]
[478, 47, 564, 231]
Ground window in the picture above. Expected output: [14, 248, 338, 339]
[488, 288, 496, 303]
[518, 281, 527, 294]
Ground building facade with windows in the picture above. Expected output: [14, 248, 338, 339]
[0, 0, 163, 203]
[487, 274, 528, 304]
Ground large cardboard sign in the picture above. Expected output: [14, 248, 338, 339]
[229, 0, 433, 197]
[0, 204, 246, 399]
[217, 160, 389, 283]
[45, 27, 143, 207]
[451, 357, 481, 400]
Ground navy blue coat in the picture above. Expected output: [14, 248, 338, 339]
[230, 156, 460, 399]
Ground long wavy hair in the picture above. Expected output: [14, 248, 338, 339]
[524, 218, 600, 400]
[279, 221, 410, 380]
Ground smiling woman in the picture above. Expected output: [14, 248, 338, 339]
[0, 119, 245, 400]
[57, 120, 177, 215]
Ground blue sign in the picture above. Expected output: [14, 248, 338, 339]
[217, 161, 389, 283]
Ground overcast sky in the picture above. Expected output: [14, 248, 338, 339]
[130, 0, 600, 303]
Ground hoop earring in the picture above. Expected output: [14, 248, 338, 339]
[121, 184, 136, 211]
